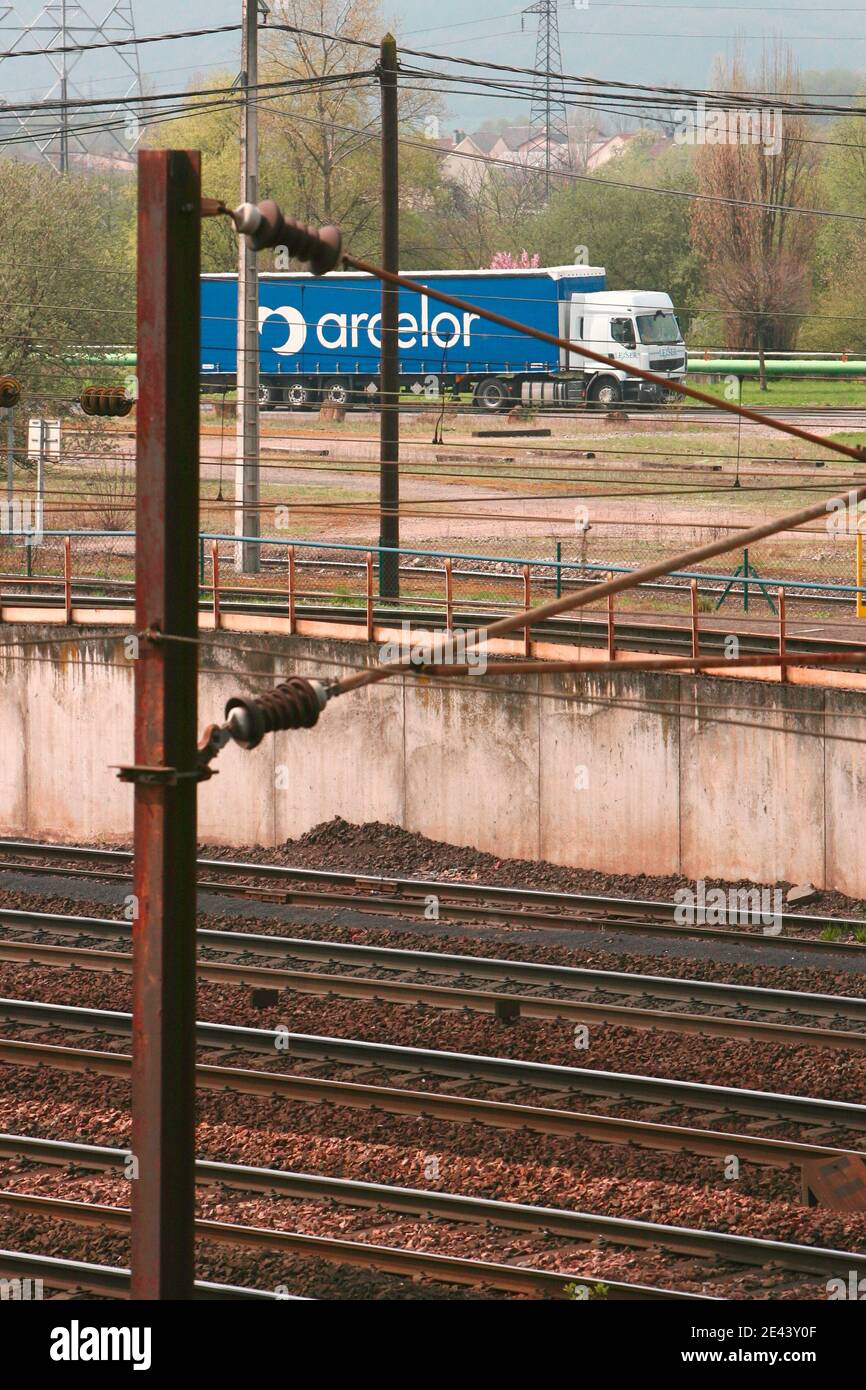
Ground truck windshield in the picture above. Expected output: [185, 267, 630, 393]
[635, 311, 682, 345]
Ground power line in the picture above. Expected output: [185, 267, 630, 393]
[0, 19, 241, 61]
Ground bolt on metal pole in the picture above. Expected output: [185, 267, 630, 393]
[130, 148, 201, 1300]
[378, 32, 400, 600]
[235, 0, 261, 573]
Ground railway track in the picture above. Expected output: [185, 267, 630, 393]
[0, 1135, 721, 1300]
[0, 1135, 861, 1286]
[2, 908, 866, 1050]
[0, 1191, 709, 1302]
[0, 1250, 290, 1300]
[3, 997, 865, 1135]
[1, 840, 864, 953]
[2, 1032, 860, 1170]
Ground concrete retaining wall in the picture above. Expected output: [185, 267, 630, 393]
[3, 627, 865, 895]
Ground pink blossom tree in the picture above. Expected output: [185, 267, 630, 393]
[488, 250, 540, 269]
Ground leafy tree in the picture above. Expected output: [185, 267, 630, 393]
[524, 139, 703, 330]
[800, 99, 866, 352]
[0, 159, 134, 407]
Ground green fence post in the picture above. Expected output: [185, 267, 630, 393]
[743, 548, 749, 612]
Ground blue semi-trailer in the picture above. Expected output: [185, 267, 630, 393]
[199, 264, 687, 411]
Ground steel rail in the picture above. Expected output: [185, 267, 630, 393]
[0, 1037, 858, 1171]
[2, 841, 865, 941]
[0, 1133, 720, 1299]
[1, 1181, 860, 1283]
[18, 874, 863, 953]
[0, 1249, 288, 1299]
[2, 904, 866, 1022]
[2, 998, 864, 1129]
[2, 934, 865, 1052]
[0, 1190, 717, 1300]
[0, 1126, 854, 1197]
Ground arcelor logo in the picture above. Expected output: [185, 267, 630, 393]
[259, 302, 481, 355]
[260, 304, 307, 355]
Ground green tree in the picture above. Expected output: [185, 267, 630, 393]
[0, 159, 135, 406]
[525, 139, 703, 331]
[800, 100, 866, 352]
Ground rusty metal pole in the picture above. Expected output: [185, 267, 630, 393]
[130, 148, 201, 1301]
[378, 33, 400, 600]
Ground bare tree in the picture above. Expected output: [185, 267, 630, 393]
[691, 48, 817, 368]
[262, 0, 440, 256]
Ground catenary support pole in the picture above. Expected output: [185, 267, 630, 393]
[5, 408, 12, 509]
[130, 148, 201, 1300]
[235, 0, 261, 572]
[378, 33, 400, 599]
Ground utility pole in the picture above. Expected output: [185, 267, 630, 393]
[126, 148, 202, 1300]
[235, 0, 262, 572]
[378, 32, 400, 599]
[522, 0, 570, 199]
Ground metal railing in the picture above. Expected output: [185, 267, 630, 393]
[1, 530, 865, 664]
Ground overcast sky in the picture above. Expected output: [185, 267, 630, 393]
[1, 1, 865, 128]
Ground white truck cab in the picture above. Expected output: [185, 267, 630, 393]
[565, 290, 686, 405]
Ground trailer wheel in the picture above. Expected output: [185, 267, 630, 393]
[474, 377, 510, 412]
[587, 377, 623, 408]
[286, 382, 312, 410]
[258, 382, 275, 407]
[322, 379, 350, 407]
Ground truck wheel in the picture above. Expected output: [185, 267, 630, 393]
[258, 382, 274, 407]
[474, 377, 510, 412]
[322, 379, 350, 407]
[588, 377, 623, 408]
[287, 382, 311, 410]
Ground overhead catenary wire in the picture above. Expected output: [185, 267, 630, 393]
[269, 20, 866, 111]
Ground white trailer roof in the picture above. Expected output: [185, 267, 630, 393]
[201, 265, 606, 282]
[570, 290, 674, 309]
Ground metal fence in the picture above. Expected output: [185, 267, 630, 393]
[1, 529, 864, 652]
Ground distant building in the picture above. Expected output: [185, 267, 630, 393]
[443, 125, 570, 188]
[585, 131, 671, 171]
